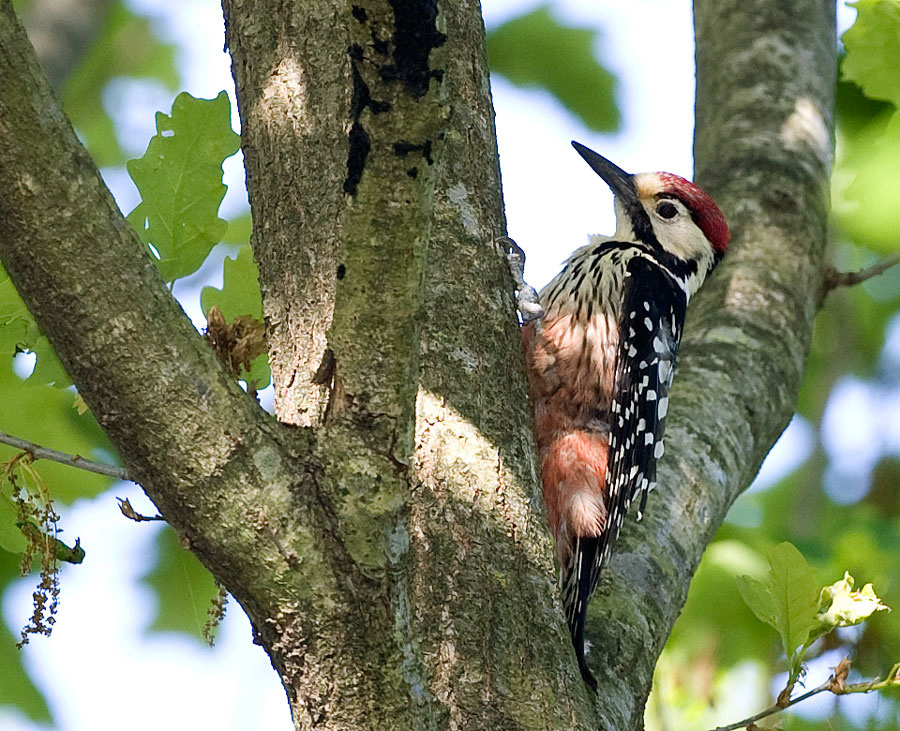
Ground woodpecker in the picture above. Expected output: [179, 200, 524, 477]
[520, 142, 729, 688]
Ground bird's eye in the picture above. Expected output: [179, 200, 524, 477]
[657, 202, 678, 219]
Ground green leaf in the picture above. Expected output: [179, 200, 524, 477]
[737, 542, 821, 675]
[141, 527, 219, 640]
[736, 574, 778, 630]
[842, 0, 900, 106]
[817, 571, 889, 628]
[487, 6, 619, 133]
[127, 91, 241, 283]
[0, 496, 27, 554]
[834, 111, 900, 254]
[200, 245, 270, 388]
[0, 264, 72, 388]
[222, 213, 252, 246]
[14, 521, 85, 564]
[0, 378, 114, 505]
[200, 246, 263, 322]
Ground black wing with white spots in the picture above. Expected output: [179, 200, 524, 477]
[562, 254, 687, 687]
[591, 254, 687, 590]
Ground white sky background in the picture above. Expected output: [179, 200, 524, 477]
[0, 2, 880, 730]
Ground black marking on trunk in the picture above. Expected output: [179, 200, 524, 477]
[312, 348, 337, 386]
[343, 63, 391, 195]
[380, 0, 446, 98]
[372, 33, 390, 55]
[393, 139, 433, 165]
[351, 5, 368, 22]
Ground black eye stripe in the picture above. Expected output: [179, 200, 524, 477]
[656, 202, 678, 219]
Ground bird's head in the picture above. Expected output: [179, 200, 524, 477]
[572, 141, 729, 274]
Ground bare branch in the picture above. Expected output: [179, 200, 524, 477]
[709, 658, 900, 731]
[0, 430, 130, 481]
[708, 679, 832, 731]
[822, 253, 900, 297]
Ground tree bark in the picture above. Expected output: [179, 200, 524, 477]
[0, 0, 835, 729]
[221, 0, 592, 725]
[582, 2, 836, 727]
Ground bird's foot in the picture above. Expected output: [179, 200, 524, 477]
[497, 235, 544, 322]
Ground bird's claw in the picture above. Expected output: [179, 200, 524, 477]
[497, 236, 544, 323]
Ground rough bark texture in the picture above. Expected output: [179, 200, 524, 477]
[221, 0, 592, 726]
[0, 0, 353, 684]
[581, 2, 836, 728]
[0, 0, 836, 728]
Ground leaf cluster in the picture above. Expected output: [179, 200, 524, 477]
[737, 542, 890, 698]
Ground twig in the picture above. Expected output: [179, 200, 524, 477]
[836, 660, 900, 695]
[707, 679, 832, 731]
[822, 253, 900, 296]
[0, 430, 130, 481]
[708, 657, 900, 731]
[117, 497, 163, 522]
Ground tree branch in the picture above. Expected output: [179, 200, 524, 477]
[822, 253, 900, 296]
[709, 658, 900, 731]
[583, 2, 836, 727]
[0, 1, 349, 685]
[709, 679, 832, 731]
[0, 430, 130, 481]
[0, 0, 841, 727]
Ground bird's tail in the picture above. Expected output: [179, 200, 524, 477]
[562, 534, 602, 691]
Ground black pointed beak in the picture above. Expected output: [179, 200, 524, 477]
[571, 141, 639, 208]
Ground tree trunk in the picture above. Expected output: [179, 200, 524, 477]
[0, 0, 835, 728]
[582, 2, 836, 727]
